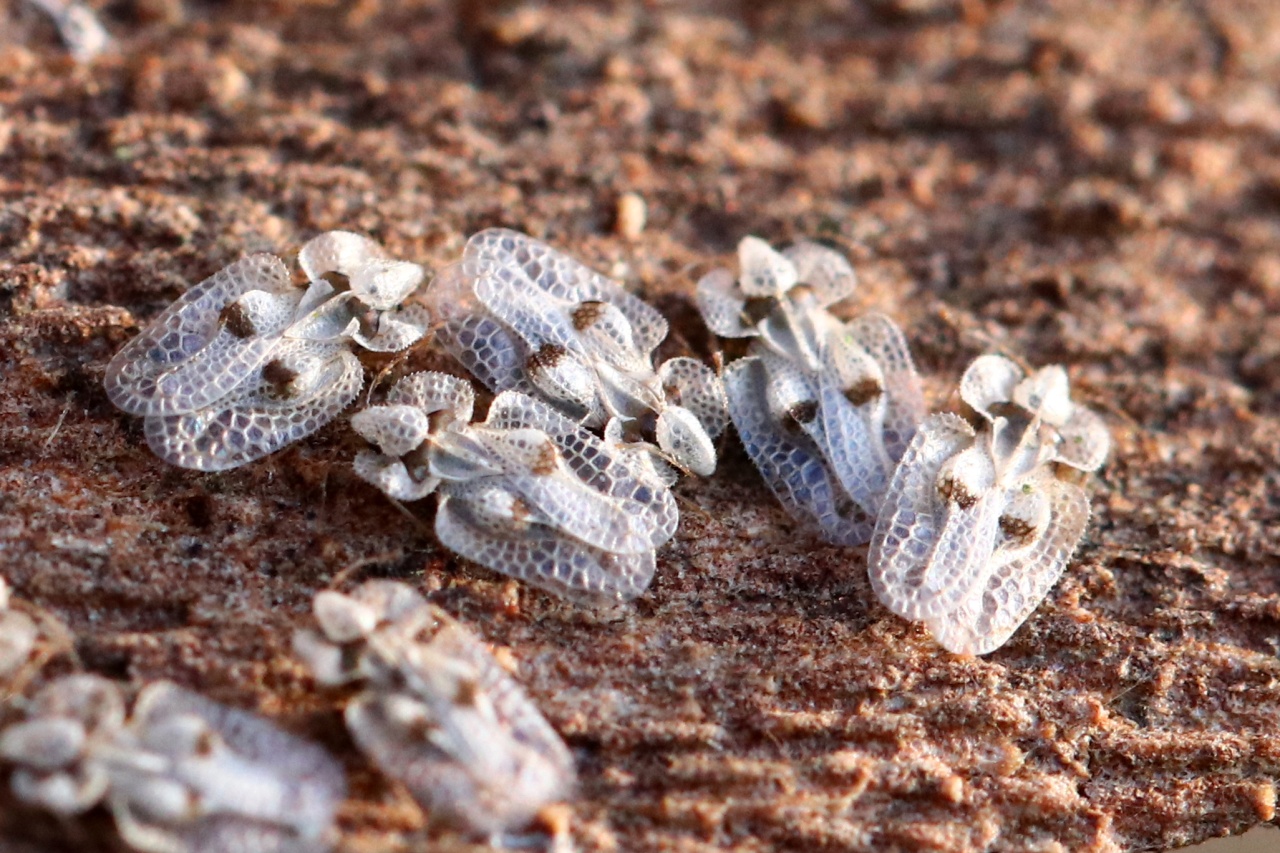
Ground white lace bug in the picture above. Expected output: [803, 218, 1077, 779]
[104, 232, 426, 471]
[868, 355, 1110, 655]
[350, 371, 678, 604]
[424, 228, 728, 477]
[0, 675, 345, 853]
[698, 237, 925, 545]
[292, 581, 576, 843]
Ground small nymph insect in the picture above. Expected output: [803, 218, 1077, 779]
[697, 237, 925, 544]
[293, 581, 576, 843]
[0, 676, 345, 853]
[868, 355, 1110, 655]
[426, 228, 729, 477]
[350, 371, 678, 604]
[104, 232, 425, 471]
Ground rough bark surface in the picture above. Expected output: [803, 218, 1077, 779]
[2, 2, 1280, 851]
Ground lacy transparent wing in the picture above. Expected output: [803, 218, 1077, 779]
[418, 617, 576, 789]
[959, 354, 1025, 418]
[1057, 405, 1111, 472]
[298, 231, 387, 282]
[470, 264, 597, 359]
[783, 241, 857, 307]
[930, 474, 1091, 655]
[143, 342, 363, 471]
[815, 336, 892, 520]
[737, 236, 797, 297]
[427, 263, 535, 395]
[724, 356, 871, 546]
[844, 312, 926, 461]
[473, 429, 661, 556]
[434, 491, 658, 604]
[694, 267, 756, 339]
[657, 357, 729, 440]
[104, 255, 297, 417]
[485, 392, 679, 547]
[465, 228, 668, 356]
[436, 312, 536, 398]
[868, 413, 978, 620]
[909, 472, 1005, 621]
[386, 371, 476, 424]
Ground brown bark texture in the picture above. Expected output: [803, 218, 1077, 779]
[2, 1, 1280, 851]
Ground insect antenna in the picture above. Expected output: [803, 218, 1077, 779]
[326, 546, 423, 592]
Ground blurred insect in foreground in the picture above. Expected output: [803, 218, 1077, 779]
[104, 232, 426, 471]
[350, 372, 678, 604]
[294, 581, 575, 847]
[0, 675, 345, 853]
[24, 0, 110, 62]
[697, 236, 925, 545]
[868, 355, 1110, 655]
[426, 228, 729, 479]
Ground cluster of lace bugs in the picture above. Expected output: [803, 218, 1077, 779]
[103, 225, 1109, 654]
[0, 579, 574, 852]
[0, 226, 1110, 851]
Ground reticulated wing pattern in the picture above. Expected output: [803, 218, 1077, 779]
[465, 228, 668, 356]
[297, 230, 386, 282]
[724, 356, 871, 546]
[473, 429, 660, 555]
[387, 371, 475, 423]
[657, 357, 729, 439]
[470, 263, 595, 359]
[104, 255, 297, 416]
[913, 475, 1004, 620]
[144, 343, 363, 471]
[930, 473, 1091, 655]
[486, 392, 678, 547]
[737, 236, 797, 297]
[345, 677, 569, 836]
[959, 354, 1025, 418]
[783, 241, 857, 308]
[844, 312, 926, 461]
[436, 312, 536, 398]
[1057, 405, 1111, 472]
[868, 413, 977, 619]
[694, 267, 755, 339]
[435, 490, 657, 604]
[814, 335, 891, 519]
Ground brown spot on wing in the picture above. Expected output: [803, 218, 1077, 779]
[571, 300, 608, 331]
[510, 496, 535, 530]
[527, 343, 568, 373]
[453, 677, 481, 707]
[999, 514, 1038, 546]
[786, 400, 818, 427]
[262, 359, 300, 397]
[193, 729, 218, 757]
[219, 300, 260, 339]
[938, 474, 978, 510]
[531, 439, 559, 476]
[843, 376, 883, 407]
